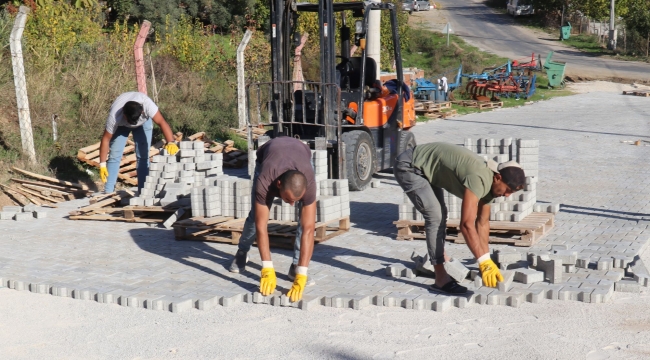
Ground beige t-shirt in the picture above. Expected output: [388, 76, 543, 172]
[412, 142, 495, 203]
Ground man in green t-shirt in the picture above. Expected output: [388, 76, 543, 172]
[394, 142, 526, 294]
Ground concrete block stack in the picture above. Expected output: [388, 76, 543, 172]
[398, 193, 422, 221]
[312, 150, 328, 195]
[0, 205, 47, 221]
[130, 141, 223, 208]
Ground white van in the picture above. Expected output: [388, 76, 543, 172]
[507, 0, 534, 17]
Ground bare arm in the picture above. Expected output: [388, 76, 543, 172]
[460, 188, 489, 258]
[476, 200, 491, 253]
[151, 110, 175, 143]
[99, 130, 113, 163]
[255, 202, 272, 261]
[297, 201, 316, 267]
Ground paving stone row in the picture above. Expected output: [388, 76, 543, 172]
[1, 92, 649, 312]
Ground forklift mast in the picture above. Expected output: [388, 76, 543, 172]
[248, 1, 417, 190]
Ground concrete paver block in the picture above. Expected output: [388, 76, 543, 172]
[514, 268, 544, 284]
[14, 212, 33, 221]
[615, 279, 641, 293]
[537, 256, 562, 283]
[497, 270, 515, 292]
[0, 212, 17, 220]
[444, 258, 470, 282]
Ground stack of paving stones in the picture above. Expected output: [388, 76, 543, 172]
[129, 140, 223, 208]
[398, 139, 559, 222]
[191, 179, 252, 219]
[0, 205, 47, 221]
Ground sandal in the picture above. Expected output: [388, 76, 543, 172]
[429, 280, 468, 295]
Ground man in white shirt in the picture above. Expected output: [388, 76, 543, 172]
[99, 92, 178, 192]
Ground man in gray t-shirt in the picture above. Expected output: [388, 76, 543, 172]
[229, 137, 317, 303]
[99, 92, 178, 192]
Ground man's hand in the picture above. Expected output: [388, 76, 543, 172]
[287, 274, 307, 302]
[260, 267, 277, 295]
[479, 258, 503, 287]
[99, 162, 108, 183]
[164, 142, 179, 155]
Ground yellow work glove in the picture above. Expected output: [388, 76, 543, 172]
[287, 266, 309, 302]
[479, 257, 504, 288]
[99, 162, 108, 183]
[260, 265, 277, 296]
[164, 142, 179, 155]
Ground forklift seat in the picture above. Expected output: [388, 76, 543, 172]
[347, 57, 377, 89]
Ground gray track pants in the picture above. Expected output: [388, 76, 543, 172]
[393, 148, 447, 265]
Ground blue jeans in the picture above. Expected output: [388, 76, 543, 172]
[105, 118, 153, 193]
[238, 165, 303, 265]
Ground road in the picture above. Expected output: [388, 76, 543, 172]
[411, 0, 650, 82]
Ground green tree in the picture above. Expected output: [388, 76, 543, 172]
[625, 0, 650, 55]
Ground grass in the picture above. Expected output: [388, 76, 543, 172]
[402, 29, 509, 77]
[562, 34, 611, 53]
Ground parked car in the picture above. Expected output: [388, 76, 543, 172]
[402, 1, 432, 13]
[507, 0, 534, 17]
[401, 1, 415, 13]
[414, 1, 432, 11]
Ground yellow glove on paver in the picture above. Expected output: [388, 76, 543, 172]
[164, 142, 179, 155]
[287, 274, 308, 302]
[479, 258, 504, 288]
[260, 267, 277, 296]
[99, 163, 108, 183]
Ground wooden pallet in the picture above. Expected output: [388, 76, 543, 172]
[173, 216, 351, 248]
[420, 109, 458, 119]
[477, 101, 504, 109]
[451, 100, 503, 109]
[68, 191, 187, 223]
[393, 212, 554, 247]
[622, 90, 650, 97]
[414, 101, 452, 112]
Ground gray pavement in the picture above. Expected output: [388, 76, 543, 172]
[413, 0, 650, 82]
[1, 92, 650, 313]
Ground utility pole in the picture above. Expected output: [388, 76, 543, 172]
[608, 0, 616, 50]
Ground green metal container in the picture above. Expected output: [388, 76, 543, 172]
[543, 51, 567, 88]
[560, 22, 572, 40]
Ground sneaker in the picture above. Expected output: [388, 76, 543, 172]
[288, 264, 316, 286]
[229, 250, 249, 273]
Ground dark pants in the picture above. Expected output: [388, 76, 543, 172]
[393, 148, 447, 265]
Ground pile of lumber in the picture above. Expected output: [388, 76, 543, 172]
[1, 167, 93, 207]
[230, 126, 267, 141]
[77, 131, 250, 187]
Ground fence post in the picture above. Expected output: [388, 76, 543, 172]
[134, 20, 152, 95]
[10, 6, 36, 164]
[237, 29, 253, 131]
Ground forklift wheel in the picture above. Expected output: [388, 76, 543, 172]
[342, 130, 376, 191]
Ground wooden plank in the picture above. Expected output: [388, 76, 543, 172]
[19, 183, 69, 197]
[10, 178, 86, 193]
[3, 184, 42, 206]
[0, 186, 28, 206]
[15, 186, 61, 203]
[12, 167, 90, 190]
